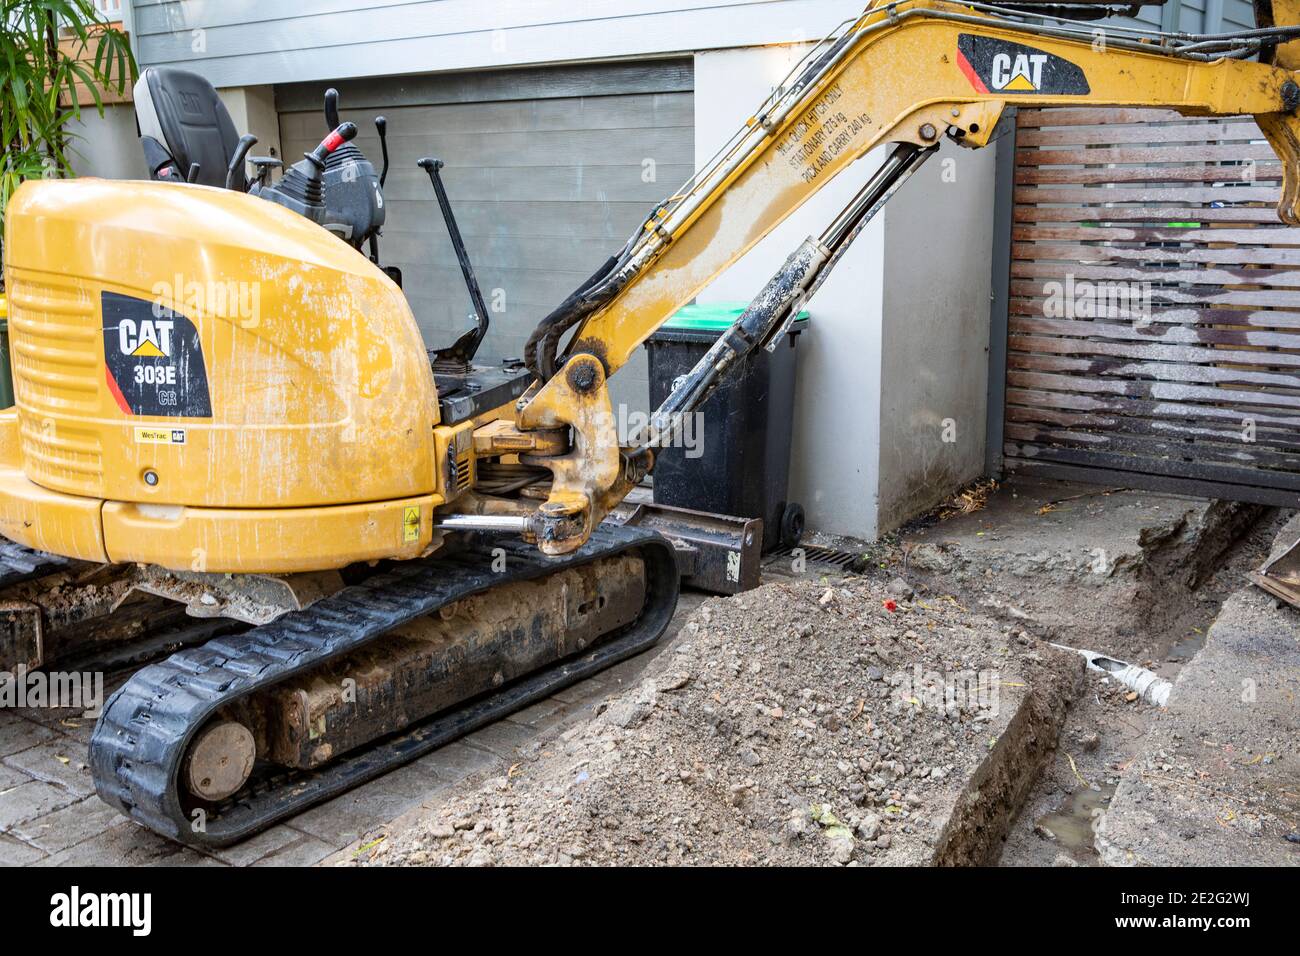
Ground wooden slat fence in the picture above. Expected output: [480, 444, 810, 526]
[1004, 106, 1300, 506]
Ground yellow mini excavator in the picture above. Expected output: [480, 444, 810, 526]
[2, 0, 1299, 846]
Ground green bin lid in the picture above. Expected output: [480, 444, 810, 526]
[663, 302, 810, 332]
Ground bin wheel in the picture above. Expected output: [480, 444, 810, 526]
[780, 502, 805, 548]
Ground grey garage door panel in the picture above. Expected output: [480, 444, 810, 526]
[401, 267, 592, 310]
[279, 91, 694, 138]
[275, 60, 693, 112]
[371, 163, 695, 205]
[277, 59, 692, 415]
[380, 200, 662, 242]
[285, 121, 692, 168]
[380, 232, 626, 280]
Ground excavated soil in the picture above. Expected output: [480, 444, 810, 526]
[363, 575, 1073, 867]
[998, 507, 1295, 866]
[903, 487, 1265, 664]
[342, 482, 1286, 868]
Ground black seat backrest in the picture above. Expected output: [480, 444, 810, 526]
[133, 67, 243, 189]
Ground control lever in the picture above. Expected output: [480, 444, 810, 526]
[226, 133, 258, 191]
[313, 122, 358, 164]
[253, 122, 358, 222]
[419, 157, 490, 365]
[324, 88, 341, 131]
[368, 116, 391, 266]
[375, 116, 390, 188]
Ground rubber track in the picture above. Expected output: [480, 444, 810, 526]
[90, 524, 679, 847]
[0, 538, 70, 588]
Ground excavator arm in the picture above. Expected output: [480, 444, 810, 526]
[489, 0, 1300, 554]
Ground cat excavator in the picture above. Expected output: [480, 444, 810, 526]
[2, 0, 1299, 847]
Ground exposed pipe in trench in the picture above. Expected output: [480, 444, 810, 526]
[1050, 643, 1173, 706]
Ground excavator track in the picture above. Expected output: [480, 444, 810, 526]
[0, 538, 70, 587]
[90, 524, 679, 848]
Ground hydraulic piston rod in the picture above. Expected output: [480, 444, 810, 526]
[632, 142, 934, 454]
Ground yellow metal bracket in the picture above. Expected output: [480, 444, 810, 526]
[515, 354, 647, 554]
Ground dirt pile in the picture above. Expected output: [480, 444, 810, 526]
[365, 575, 1071, 867]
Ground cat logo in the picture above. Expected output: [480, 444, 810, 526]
[991, 52, 1048, 91]
[118, 318, 174, 358]
[102, 291, 212, 418]
[956, 34, 1091, 97]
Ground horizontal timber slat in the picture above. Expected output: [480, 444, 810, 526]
[1005, 107, 1300, 502]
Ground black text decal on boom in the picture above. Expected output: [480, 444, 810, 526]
[957, 34, 1090, 95]
[102, 291, 212, 417]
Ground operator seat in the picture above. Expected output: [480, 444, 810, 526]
[133, 66, 245, 190]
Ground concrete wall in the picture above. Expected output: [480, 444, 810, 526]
[218, 86, 283, 170]
[693, 45, 887, 541]
[66, 104, 148, 180]
[876, 137, 996, 532]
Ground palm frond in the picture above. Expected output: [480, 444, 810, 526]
[0, 0, 137, 270]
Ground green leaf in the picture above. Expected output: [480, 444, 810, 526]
[0, 0, 136, 248]
[67, 60, 101, 113]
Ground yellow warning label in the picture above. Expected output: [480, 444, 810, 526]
[134, 427, 186, 445]
[403, 506, 421, 543]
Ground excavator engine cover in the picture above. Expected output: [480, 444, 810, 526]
[0, 178, 443, 574]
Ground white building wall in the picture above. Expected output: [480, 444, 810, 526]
[877, 138, 996, 532]
[693, 45, 887, 540]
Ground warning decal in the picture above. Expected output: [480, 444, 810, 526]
[102, 291, 213, 418]
[403, 506, 421, 543]
[956, 34, 1090, 96]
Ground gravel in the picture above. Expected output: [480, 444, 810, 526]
[365, 574, 1036, 867]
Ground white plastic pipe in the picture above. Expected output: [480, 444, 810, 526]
[1050, 643, 1173, 707]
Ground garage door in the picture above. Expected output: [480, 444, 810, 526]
[276, 60, 693, 413]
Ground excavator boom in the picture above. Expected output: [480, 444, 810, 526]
[507, 0, 1300, 554]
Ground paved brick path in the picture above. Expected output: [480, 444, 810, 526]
[0, 593, 707, 866]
